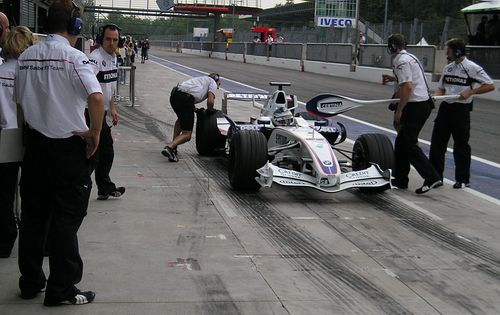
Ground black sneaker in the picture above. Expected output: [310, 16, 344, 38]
[453, 181, 470, 189]
[20, 287, 45, 299]
[44, 290, 95, 306]
[98, 187, 125, 200]
[161, 146, 178, 162]
[415, 179, 443, 195]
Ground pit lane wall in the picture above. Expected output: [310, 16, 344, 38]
[152, 41, 500, 101]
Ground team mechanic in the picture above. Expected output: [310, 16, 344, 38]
[382, 34, 442, 194]
[0, 26, 35, 258]
[14, 0, 103, 306]
[162, 73, 221, 162]
[430, 38, 494, 189]
[87, 23, 126, 200]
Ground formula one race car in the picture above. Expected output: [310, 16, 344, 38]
[195, 82, 394, 193]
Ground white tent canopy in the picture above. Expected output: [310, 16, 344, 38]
[461, 0, 500, 14]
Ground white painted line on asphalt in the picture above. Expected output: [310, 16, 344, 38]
[211, 197, 238, 218]
[384, 268, 399, 278]
[151, 185, 192, 188]
[443, 179, 500, 207]
[291, 216, 320, 220]
[391, 195, 443, 221]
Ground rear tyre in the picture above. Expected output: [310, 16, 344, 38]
[228, 130, 268, 191]
[195, 109, 226, 156]
[352, 133, 394, 193]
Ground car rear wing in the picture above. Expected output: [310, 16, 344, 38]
[221, 92, 271, 114]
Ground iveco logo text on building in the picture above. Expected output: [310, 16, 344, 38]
[317, 17, 355, 28]
[319, 101, 343, 109]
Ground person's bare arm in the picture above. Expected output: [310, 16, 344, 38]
[206, 92, 215, 111]
[460, 83, 495, 100]
[433, 88, 445, 96]
[110, 98, 119, 126]
[73, 92, 104, 158]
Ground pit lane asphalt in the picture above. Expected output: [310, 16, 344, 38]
[150, 48, 500, 164]
[1, 55, 500, 315]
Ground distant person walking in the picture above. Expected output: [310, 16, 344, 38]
[429, 38, 494, 189]
[141, 39, 150, 63]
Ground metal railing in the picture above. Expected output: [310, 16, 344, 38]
[152, 40, 500, 79]
[115, 65, 138, 107]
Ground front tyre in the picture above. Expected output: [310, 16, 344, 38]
[352, 133, 394, 192]
[228, 130, 268, 191]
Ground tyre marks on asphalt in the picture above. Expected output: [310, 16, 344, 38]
[192, 157, 411, 315]
[358, 192, 500, 280]
[193, 274, 242, 315]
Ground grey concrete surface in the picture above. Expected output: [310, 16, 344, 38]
[150, 48, 500, 164]
[1, 57, 500, 315]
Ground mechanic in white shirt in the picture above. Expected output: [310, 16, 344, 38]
[0, 12, 11, 64]
[382, 34, 442, 194]
[88, 24, 125, 200]
[14, 0, 103, 306]
[162, 74, 221, 162]
[430, 38, 494, 189]
[0, 26, 35, 259]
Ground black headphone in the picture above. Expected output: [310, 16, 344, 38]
[0, 25, 3, 38]
[387, 34, 407, 53]
[209, 73, 220, 82]
[447, 39, 466, 58]
[67, 2, 82, 36]
[96, 24, 125, 48]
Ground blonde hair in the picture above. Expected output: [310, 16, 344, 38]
[3, 26, 36, 60]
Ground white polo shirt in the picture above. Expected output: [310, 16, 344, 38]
[438, 57, 493, 104]
[177, 76, 217, 104]
[88, 46, 117, 111]
[14, 34, 102, 139]
[392, 50, 429, 102]
[0, 59, 17, 129]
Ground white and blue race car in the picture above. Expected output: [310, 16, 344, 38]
[195, 82, 394, 193]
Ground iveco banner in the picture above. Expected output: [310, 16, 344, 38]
[315, 0, 357, 28]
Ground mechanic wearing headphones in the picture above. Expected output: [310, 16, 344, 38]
[430, 38, 494, 189]
[14, 0, 103, 306]
[162, 73, 221, 162]
[87, 24, 126, 200]
[382, 34, 442, 194]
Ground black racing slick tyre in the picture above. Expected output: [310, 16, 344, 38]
[352, 133, 395, 193]
[228, 130, 268, 192]
[195, 109, 226, 156]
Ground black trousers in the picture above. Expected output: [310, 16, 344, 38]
[0, 162, 20, 256]
[394, 100, 440, 185]
[85, 110, 116, 195]
[430, 102, 472, 182]
[18, 129, 91, 299]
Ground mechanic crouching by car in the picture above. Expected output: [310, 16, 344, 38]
[429, 38, 494, 189]
[382, 34, 442, 194]
[162, 73, 221, 162]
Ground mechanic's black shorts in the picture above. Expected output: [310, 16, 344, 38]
[170, 87, 196, 131]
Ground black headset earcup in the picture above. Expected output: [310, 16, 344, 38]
[118, 36, 125, 48]
[0, 25, 3, 38]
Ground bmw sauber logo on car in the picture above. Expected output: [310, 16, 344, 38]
[323, 160, 332, 166]
[345, 170, 370, 179]
[319, 101, 343, 109]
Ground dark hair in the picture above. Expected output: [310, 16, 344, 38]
[387, 33, 407, 52]
[208, 73, 220, 82]
[446, 38, 466, 57]
[46, 0, 81, 34]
